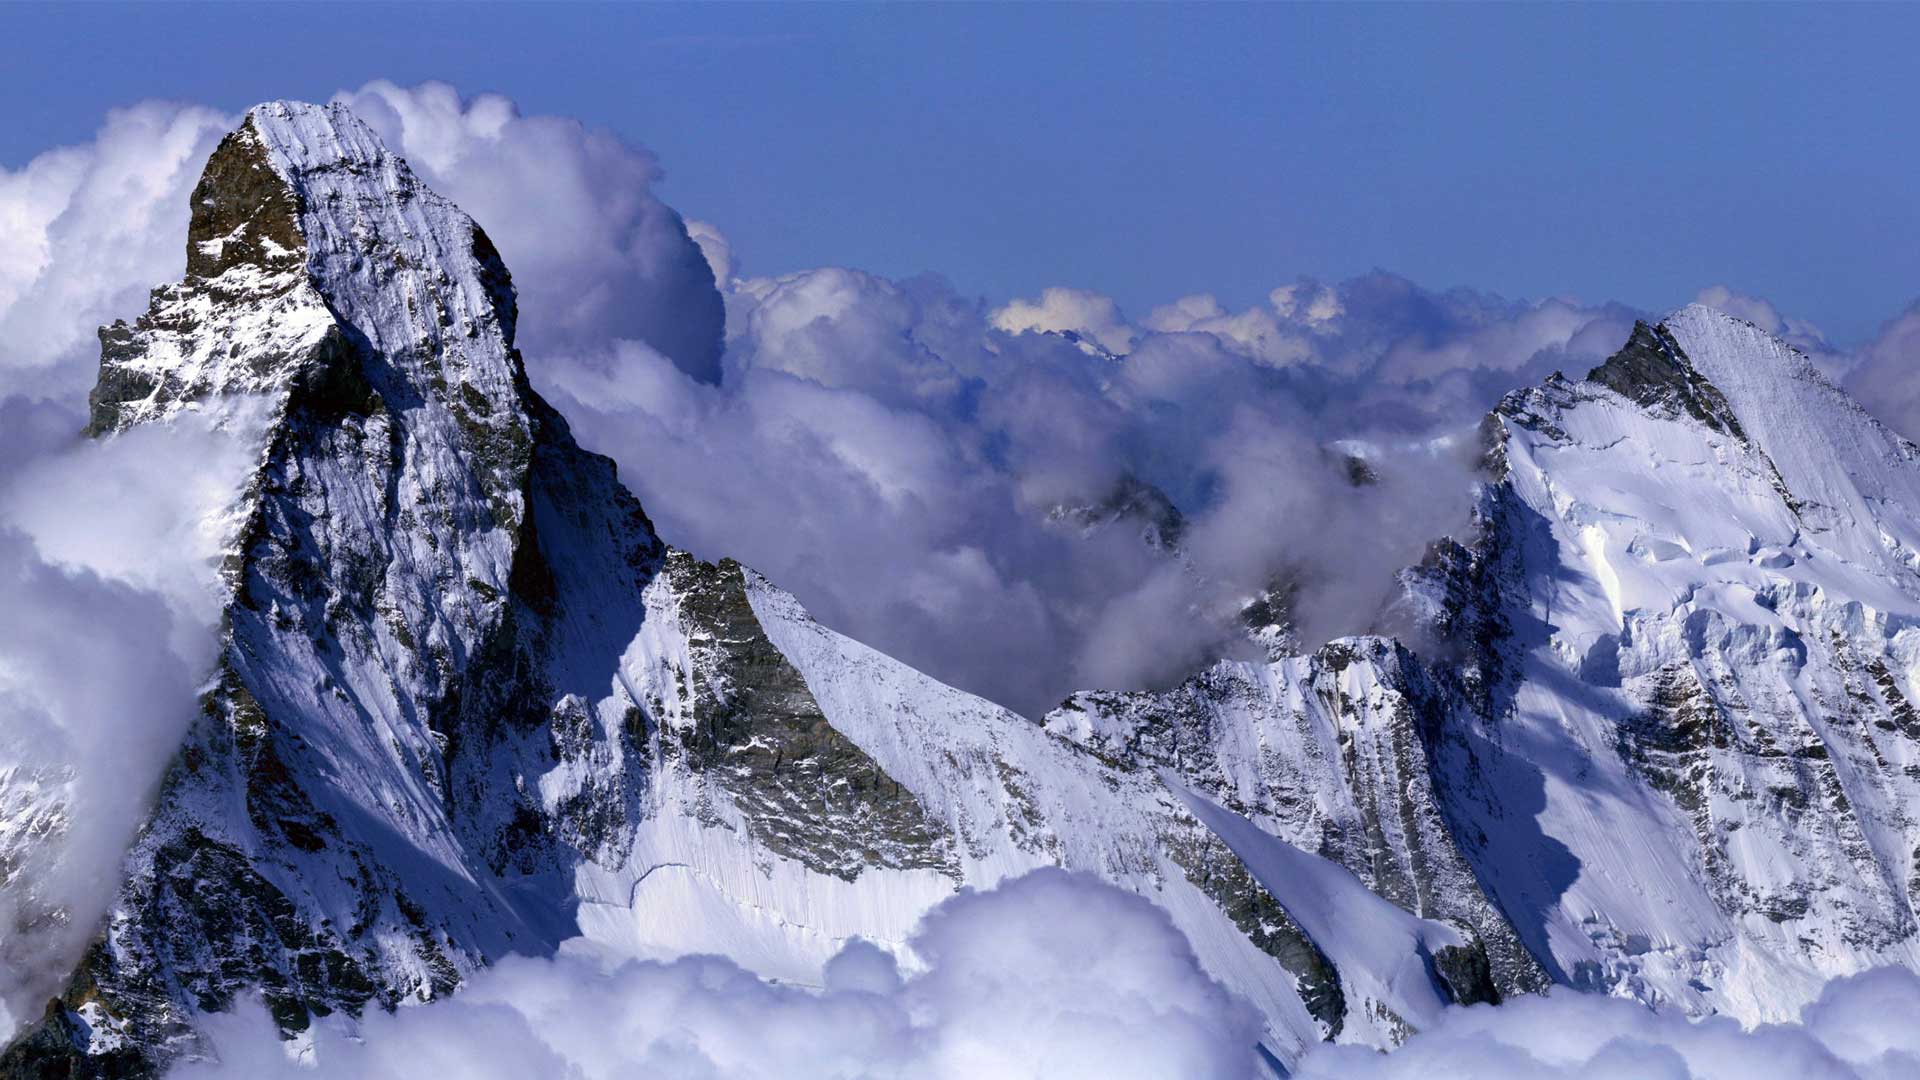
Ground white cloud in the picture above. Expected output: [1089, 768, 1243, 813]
[166, 865, 1920, 1080]
[0, 407, 257, 1042]
[686, 218, 737, 286]
[541, 265, 1648, 713]
[1144, 293, 1311, 368]
[991, 285, 1138, 355]
[1270, 281, 1344, 329]
[334, 81, 725, 382]
[1293, 966, 1920, 1079]
[1843, 302, 1920, 440]
[0, 102, 230, 398]
[177, 869, 1266, 1080]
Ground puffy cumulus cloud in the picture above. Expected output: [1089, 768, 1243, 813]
[1843, 301, 1920, 441]
[1270, 281, 1345, 329]
[0, 403, 260, 1043]
[0, 102, 231, 399]
[1359, 295, 1640, 429]
[686, 218, 737, 287]
[334, 81, 725, 382]
[1694, 285, 1852, 379]
[1293, 966, 1920, 1080]
[540, 286, 1155, 716]
[178, 868, 1266, 1080]
[990, 285, 1138, 355]
[1143, 293, 1311, 368]
[543, 255, 1512, 712]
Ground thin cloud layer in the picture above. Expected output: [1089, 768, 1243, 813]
[177, 869, 1267, 1080]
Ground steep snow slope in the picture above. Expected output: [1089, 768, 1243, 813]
[1441, 306, 1920, 1019]
[1047, 638, 1545, 1002]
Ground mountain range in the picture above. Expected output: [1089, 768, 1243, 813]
[8, 100, 1920, 1077]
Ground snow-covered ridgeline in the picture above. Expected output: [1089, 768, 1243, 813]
[14, 94, 1920, 1080]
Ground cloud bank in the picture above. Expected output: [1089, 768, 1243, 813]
[541, 258, 1637, 713]
[175, 871, 1920, 1080]
[177, 869, 1266, 1080]
[1295, 967, 1920, 1080]
[0, 408, 260, 1044]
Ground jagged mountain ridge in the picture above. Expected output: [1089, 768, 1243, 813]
[7, 99, 1920, 1076]
[0, 102, 1476, 1075]
[1055, 300, 1920, 1026]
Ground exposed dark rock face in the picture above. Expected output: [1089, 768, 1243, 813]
[661, 553, 955, 881]
[1586, 320, 1746, 439]
[1050, 473, 1186, 552]
[1164, 821, 1347, 1037]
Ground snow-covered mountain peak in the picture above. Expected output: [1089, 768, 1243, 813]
[1658, 303, 1920, 577]
[1422, 298, 1920, 1024]
[243, 99, 402, 180]
[241, 99, 523, 358]
[92, 99, 529, 458]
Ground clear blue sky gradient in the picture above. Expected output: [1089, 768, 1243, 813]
[5, 2, 1915, 344]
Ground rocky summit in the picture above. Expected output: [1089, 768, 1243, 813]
[10, 101, 1920, 1076]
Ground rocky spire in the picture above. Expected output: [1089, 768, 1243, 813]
[4, 102, 665, 1076]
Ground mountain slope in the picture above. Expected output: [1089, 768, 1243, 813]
[0, 103, 1485, 1077]
[10, 99, 1920, 1078]
[1435, 304, 1920, 1017]
[1060, 303, 1920, 1024]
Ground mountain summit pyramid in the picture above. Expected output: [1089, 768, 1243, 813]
[10, 101, 1920, 1076]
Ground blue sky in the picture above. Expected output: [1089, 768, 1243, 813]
[5, 1, 1916, 344]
